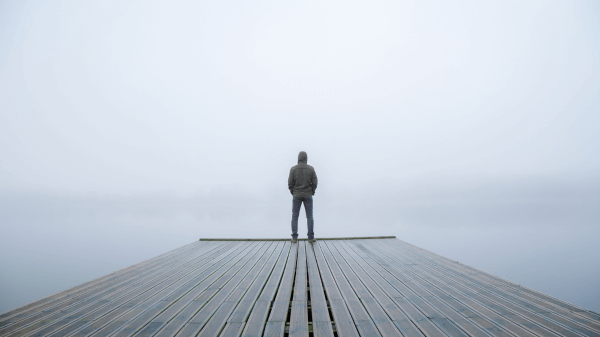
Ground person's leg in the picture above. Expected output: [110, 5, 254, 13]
[291, 197, 302, 239]
[303, 196, 314, 240]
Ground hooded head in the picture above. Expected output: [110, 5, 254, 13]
[298, 151, 307, 164]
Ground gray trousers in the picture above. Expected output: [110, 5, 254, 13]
[291, 196, 314, 239]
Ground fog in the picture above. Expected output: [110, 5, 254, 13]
[1, 0, 599, 314]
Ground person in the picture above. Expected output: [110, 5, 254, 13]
[288, 151, 318, 243]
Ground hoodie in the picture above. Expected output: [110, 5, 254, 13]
[288, 151, 318, 197]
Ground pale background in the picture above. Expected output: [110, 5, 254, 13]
[1, 0, 599, 314]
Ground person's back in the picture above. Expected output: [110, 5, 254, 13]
[288, 151, 318, 243]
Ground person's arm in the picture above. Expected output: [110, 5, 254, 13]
[311, 168, 318, 195]
[288, 168, 295, 195]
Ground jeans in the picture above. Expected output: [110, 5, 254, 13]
[291, 196, 314, 239]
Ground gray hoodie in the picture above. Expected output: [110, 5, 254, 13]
[288, 151, 318, 197]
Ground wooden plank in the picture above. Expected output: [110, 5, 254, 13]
[352, 239, 515, 337]
[174, 242, 274, 337]
[236, 300, 269, 337]
[392, 239, 600, 322]
[4, 242, 229, 337]
[200, 236, 396, 241]
[322, 241, 408, 337]
[57, 242, 244, 337]
[290, 301, 308, 337]
[262, 242, 298, 337]
[124, 241, 262, 337]
[379, 240, 600, 337]
[312, 243, 359, 337]
[361, 240, 539, 337]
[339, 240, 491, 337]
[290, 241, 308, 337]
[256, 243, 292, 302]
[81, 242, 259, 337]
[263, 321, 285, 337]
[194, 242, 283, 337]
[1, 241, 212, 333]
[144, 242, 269, 337]
[220, 322, 244, 337]
[387, 239, 600, 334]
[6, 237, 597, 337]
[0, 241, 203, 324]
[239, 242, 291, 337]
[331, 240, 434, 337]
[305, 242, 334, 337]
[70, 242, 245, 337]
[36, 243, 237, 337]
[317, 241, 381, 337]
[227, 242, 287, 324]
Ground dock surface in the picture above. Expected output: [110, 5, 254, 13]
[1, 237, 598, 337]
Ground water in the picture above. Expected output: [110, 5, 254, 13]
[1, 193, 599, 315]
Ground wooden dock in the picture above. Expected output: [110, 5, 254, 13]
[1, 237, 598, 337]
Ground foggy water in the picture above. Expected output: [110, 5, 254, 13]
[1, 187, 599, 315]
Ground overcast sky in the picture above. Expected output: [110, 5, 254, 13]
[1, 0, 599, 196]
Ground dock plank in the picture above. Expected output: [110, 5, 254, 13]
[379, 239, 600, 337]
[156, 242, 271, 337]
[0, 242, 203, 324]
[362, 239, 541, 337]
[195, 242, 283, 337]
[239, 242, 291, 337]
[64, 242, 246, 337]
[312, 243, 359, 337]
[306, 243, 334, 337]
[318, 241, 381, 336]
[4, 236, 595, 337]
[262, 242, 298, 337]
[290, 242, 308, 337]
[386, 239, 600, 335]
[87, 241, 261, 337]
[340, 240, 492, 337]
[7, 242, 230, 337]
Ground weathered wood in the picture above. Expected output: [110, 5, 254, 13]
[377, 239, 600, 337]
[195, 242, 284, 337]
[361, 239, 539, 337]
[290, 242, 308, 337]
[0, 241, 203, 324]
[5, 237, 597, 337]
[66, 242, 247, 337]
[2, 242, 212, 334]
[318, 241, 382, 336]
[385, 239, 600, 334]
[91, 241, 262, 337]
[200, 236, 396, 241]
[170, 242, 273, 337]
[323, 241, 406, 337]
[340, 240, 489, 337]
[305, 243, 334, 337]
[239, 242, 292, 337]
[262, 241, 298, 337]
[312, 243, 360, 337]
[7, 241, 232, 337]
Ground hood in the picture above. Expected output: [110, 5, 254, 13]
[298, 151, 307, 164]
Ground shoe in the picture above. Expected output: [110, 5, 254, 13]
[291, 238, 298, 243]
[308, 238, 317, 243]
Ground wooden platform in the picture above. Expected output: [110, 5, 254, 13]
[1, 238, 599, 337]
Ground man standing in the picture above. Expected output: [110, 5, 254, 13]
[288, 151, 318, 243]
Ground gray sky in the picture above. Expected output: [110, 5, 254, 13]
[1, 0, 599, 196]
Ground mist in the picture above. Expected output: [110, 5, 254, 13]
[1, 0, 599, 314]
